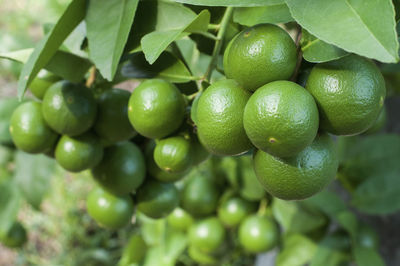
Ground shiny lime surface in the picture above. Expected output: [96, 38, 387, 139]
[94, 88, 136, 143]
[91, 142, 146, 196]
[167, 207, 194, 231]
[136, 180, 179, 219]
[10, 101, 58, 154]
[244, 80, 319, 158]
[217, 197, 257, 228]
[29, 70, 60, 100]
[86, 187, 134, 229]
[42, 81, 97, 136]
[189, 217, 226, 253]
[55, 132, 103, 172]
[128, 79, 185, 139]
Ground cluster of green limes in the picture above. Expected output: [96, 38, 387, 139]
[196, 23, 386, 200]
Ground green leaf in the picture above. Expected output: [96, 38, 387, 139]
[234, 5, 293, 26]
[0, 180, 21, 236]
[173, 0, 283, 7]
[353, 245, 385, 266]
[309, 235, 351, 266]
[17, 0, 86, 98]
[276, 234, 317, 266]
[121, 52, 193, 83]
[0, 98, 21, 144]
[14, 151, 56, 209]
[139, 213, 166, 246]
[0, 49, 33, 63]
[301, 29, 348, 63]
[285, 0, 399, 63]
[86, 0, 139, 81]
[119, 233, 147, 265]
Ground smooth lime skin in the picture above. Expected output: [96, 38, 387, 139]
[189, 217, 226, 254]
[224, 23, 297, 92]
[154, 136, 193, 174]
[306, 55, 386, 136]
[55, 132, 103, 172]
[94, 89, 136, 143]
[29, 70, 61, 100]
[364, 107, 386, 135]
[238, 215, 279, 253]
[91, 142, 146, 196]
[145, 141, 186, 183]
[253, 134, 339, 200]
[167, 207, 194, 231]
[128, 79, 185, 139]
[136, 180, 179, 219]
[196, 79, 252, 156]
[10, 101, 58, 154]
[86, 187, 134, 229]
[0, 222, 27, 248]
[181, 176, 220, 217]
[244, 80, 319, 158]
[217, 197, 257, 228]
[42, 81, 97, 136]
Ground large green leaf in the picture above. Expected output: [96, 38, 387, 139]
[0, 180, 21, 236]
[285, 0, 399, 63]
[17, 0, 86, 98]
[309, 235, 351, 266]
[86, 0, 139, 81]
[121, 52, 192, 83]
[276, 234, 317, 266]
[0, 98, 21, 144]
[234, 4, 293, 26]
[301, 29, 348, 63]
[353, 245, 385, 266]
[14, 151, 56, 209]
[174, 0, 282, 7]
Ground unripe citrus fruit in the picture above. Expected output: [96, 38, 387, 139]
[42, 81, 97, 136]
[86, 187, 134, 229]
[253, 134, 338, 200]
[55, 132, 103, 172]
[364, 107, 386, 135]
[244, 80, 319, 158]
[167, 207, 194, 231]
[196, 79, 252, 156]
[306, 55, 386, 136]
[29, 70, 60, 100]
[91, 142, 146, 196]
[94, 88, 136, 143]
[10, 101, 58, 154]
[128, 79, 185, 139]
[217, 196, 257, 228]
[189, 217, 226, 254]
[224, 23, 297, 92]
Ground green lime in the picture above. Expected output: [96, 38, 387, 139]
[217, 196, 257, 228]
[224, 23, 297, 92]
[55, 132, 103, 172]
[181, 175, 220, 217]
[188, 245, 218, 265]
[196, 79, 252, 156]
[0, 222, 27, 248]
[145, 141, 186, 183]
[42, 81, 97, 136]
[86, 186, 134, 229]
[94, 88, 136, 143]
[253, 133, 339, 200]
[306, 54, 386, 136]
[364, 107, 386, 134]
[128, 79, 185, 139]
[167, 207, 194, 231]
[91, 142, 146, 196]
[238, 215, 279, 253]
[29, 70, 60, 100]
[244, 80, 319, 158]
[10, 101, 58, 154]
[188, 217, 226, 254]
[136, 180, 179, 219]
[154, 136, 193, 174]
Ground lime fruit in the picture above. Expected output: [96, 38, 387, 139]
[244, 80, 319, 158]
[154, 136, 193, 174]
[0, 222, 27, 248]
[91, 142, 146, 195]
[86, 187, 134, 229]
[189, 217, 226, 254]
[55, 132, 103, 172]
[136, 180, 179, 219]
[364, 107, 386, 134]
[167, 207, 194, 231]
[94, 88, 136, 143]
[217, 196, 257, 228]
[10, 101, 58, 154]
[306, 54, 386, 136]
[128, 79, 185, 139]
[224, 23, 297, 92]
[238, 215, 279, 253]
[253, 133, 339, 200]
[29, 70, 60, 100]
[196, 79, 252, 156]
[42, 81, 97, 136]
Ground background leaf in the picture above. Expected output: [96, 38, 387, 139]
[353, 245, 385, 266]
[174, 0, 282, 7]
[276, 234, 317, 266]
[86, 0, 139, 81]
[285, 0, 399, 63]
[17, 0, 86, 98]
[234, 4, 293, 26]
[0, 179, 21, 236]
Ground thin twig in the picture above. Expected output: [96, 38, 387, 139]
[85, 66, 96, 88]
